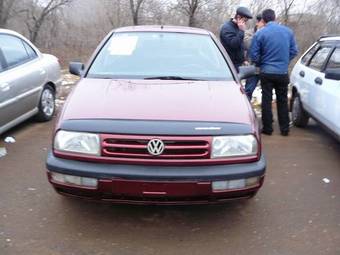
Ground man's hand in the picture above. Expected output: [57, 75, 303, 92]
[237, 19, 246, 31]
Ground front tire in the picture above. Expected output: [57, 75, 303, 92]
[35, 85, 55, 122]
[292, 94, 309, 127]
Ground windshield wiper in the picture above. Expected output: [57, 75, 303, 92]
[144, 76, 201, 81]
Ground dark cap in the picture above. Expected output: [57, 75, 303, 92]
[256, 14, 262, 21]
[236, 7, 253, 19]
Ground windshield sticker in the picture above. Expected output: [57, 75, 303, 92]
[108, 36, 138, 56]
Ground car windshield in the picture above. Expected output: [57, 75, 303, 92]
[87, 31, 233, 81]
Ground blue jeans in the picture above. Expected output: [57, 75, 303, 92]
[245, 75, 259, 100]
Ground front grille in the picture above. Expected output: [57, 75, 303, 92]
[101, 134, 211, 160]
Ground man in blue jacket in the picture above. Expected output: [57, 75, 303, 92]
[250, 9, 298, 136]
[220, 7, 253, 71]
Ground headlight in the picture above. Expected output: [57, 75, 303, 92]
[211, 135, 258, 158]
[54, 130, 100, 155]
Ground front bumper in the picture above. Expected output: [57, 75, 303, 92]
[46, 152, 266, 205]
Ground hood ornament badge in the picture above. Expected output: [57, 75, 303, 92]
[147, 139, 165, 156]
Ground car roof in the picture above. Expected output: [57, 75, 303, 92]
[113, 25, 211, 35]
[319, 35, 340, 42]
[0, 28, 25, 37]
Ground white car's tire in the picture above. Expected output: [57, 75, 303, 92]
[292, 95, 309, 128]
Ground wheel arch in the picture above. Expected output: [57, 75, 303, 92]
[44, 81, 56, 92]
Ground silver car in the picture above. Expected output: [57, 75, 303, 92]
[0, 29, 61, 135]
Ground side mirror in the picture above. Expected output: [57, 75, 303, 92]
[325, 68, 340, 81]
[69, 62, 84, 76]
[238, 65, 257, 80]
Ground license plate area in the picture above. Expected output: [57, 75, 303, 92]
[112, 179, 211, 197]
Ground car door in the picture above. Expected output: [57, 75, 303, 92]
[303, 45, 333, 119]
[0, 44, 21, 130]
[291, 43, 319, 112]
[0, 34, 45, 130]
[320, 47, 340, 135]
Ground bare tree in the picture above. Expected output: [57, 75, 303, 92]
[249, 0, 271, 17]
[281, 0, 296, 25]
[142, 0, 170, 25]
[249, 0, 299, 25]
[107, 0, 122, 27]
[197, 0, 238, 34]
[313, 0, 340, 34]
[0, 0, 18, 28]
[3, 0, 329, 69]
[25, 0, 73, 43]
[129, 0, 146, 25]
[176, 0, 212, 27]
[105, 0, 131, 28]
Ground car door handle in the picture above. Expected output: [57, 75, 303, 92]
[0, 82, 10, 92]
[314, 77, 323, 85]
[299, 71, 305, 77]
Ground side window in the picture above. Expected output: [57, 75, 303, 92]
[0, 34, 30, 69]
[301, 43, 319, 65]
[308, 47, 332, 71]
[326, 48, 340, 69]
[22, 40, 38, 60]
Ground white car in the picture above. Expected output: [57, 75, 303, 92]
[0, 29, 61, 135]
[290, 35, 340, 141]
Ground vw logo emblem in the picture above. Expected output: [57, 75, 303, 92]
[147, 139, 165, 156]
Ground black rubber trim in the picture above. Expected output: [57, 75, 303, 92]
[60, 119, 253, 136]
[46, 151, 266, 181]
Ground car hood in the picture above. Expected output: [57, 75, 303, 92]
[60, 78, 253, 125]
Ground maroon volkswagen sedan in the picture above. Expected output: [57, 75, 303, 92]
[46, 26, 266, 205]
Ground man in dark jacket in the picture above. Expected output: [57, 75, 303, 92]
[244, 14, 264, 100]
[250, 9, 298, 136]
[220, 7, 253, 71]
